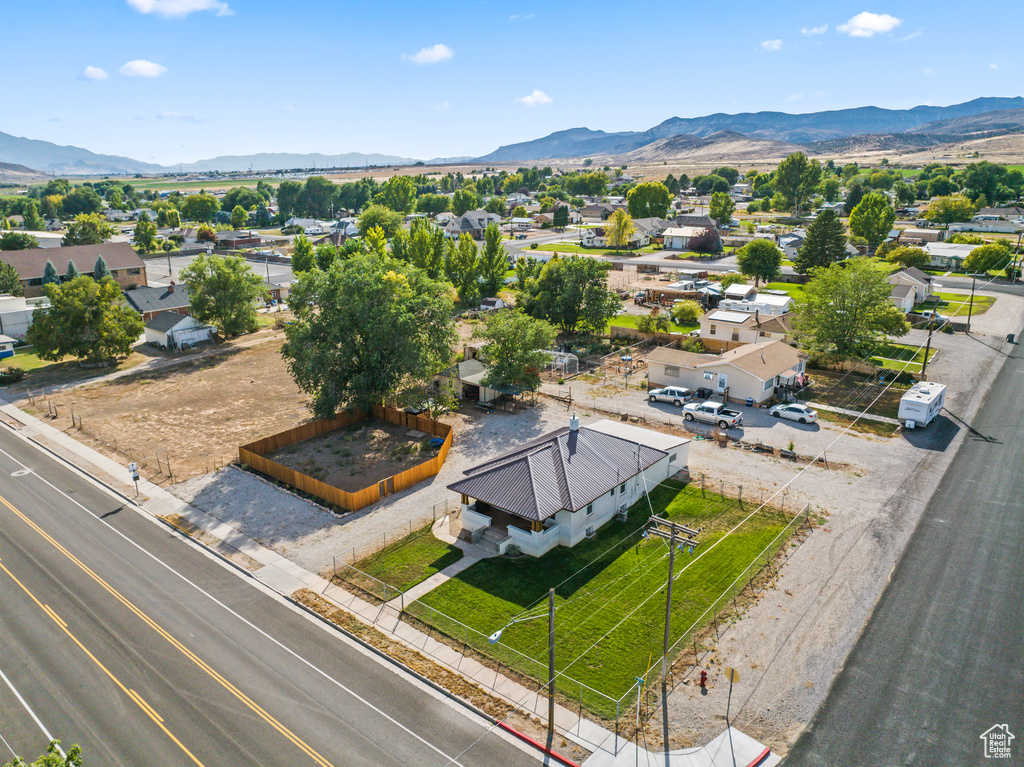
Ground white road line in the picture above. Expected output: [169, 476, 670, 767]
[0, 439, 480, 767]
[0, 663, 64, 758]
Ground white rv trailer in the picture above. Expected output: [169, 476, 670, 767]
[898, 381, 946, 428]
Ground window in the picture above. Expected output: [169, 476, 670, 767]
[669, 453, 677, 462]
[586, 504, 593, 516]
[586, 526, 595, 538]
[128, 268, 141, 275]
[665, 365, 679, 378]
[709, 324, 716, 335]
[759, 331, 768, 338]
[28, 278, 42, 286]
[620, 482, 626, 493]
[763, 378, 773, 391]
[731, 330, 740, 342]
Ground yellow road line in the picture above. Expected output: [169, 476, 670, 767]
[0, 493, 337, 767]
[0, 560, 204, 766]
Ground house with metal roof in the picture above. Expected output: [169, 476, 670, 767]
[450, 415, 688, 557]
[647, 340, 807, 404]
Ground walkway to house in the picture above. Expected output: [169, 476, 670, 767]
[805, 401, 901, 425]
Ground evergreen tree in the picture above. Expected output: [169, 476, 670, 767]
[43, 260, 59, 285]
[93, 255, 111, 280]
[794, 209, 847, 274]
[0, 262, 23, 296]
[65, 261, 81, 281]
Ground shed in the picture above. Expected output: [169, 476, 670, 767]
[0, 334, 15, 359]
[144, 312, 212, 350]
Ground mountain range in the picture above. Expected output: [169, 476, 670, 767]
[1, 97, 1020, 176]
[476, 96, 1023, 162]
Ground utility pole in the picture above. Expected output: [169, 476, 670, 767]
[547, 587, 556, 742]
[967, 272, 978, 334]
[921, 313, 935, 379]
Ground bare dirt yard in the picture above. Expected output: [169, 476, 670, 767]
[25, 337, 312, 483]
[266, 418, 443, 492]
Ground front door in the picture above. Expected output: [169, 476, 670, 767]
[717, 373, 728, 393]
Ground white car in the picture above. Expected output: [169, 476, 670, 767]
[768, 403, 818, 424]
[648, 387, 694, 407]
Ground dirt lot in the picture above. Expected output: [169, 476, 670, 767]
[26, 337, 312, 482]
[267, 419, 441, 492]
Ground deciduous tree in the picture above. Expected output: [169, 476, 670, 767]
[626, 181, 671, 219]
[736, 238, 782, 286]
[709, 192, 735, 227]
[518, 256, 620, 335]
[291, 234, 315, 272]
[180, 253, 267, 337]
[848, 192, 896, 251]
[180, 193, 220, 223]
[793, 258, 909, 357]
[925, 194, 975, 224]
[773, 152, 822, 215]
[357, 204, 402, 238]
[478, 223, 507, 298]
[444, 233, 480, 306]
[605, 209, 637, 250]
[472, 309, 556, 393]
[378, 175, 417, 213]
[282, 254, 456, 417]
[230, 205, 248, 229]
[133, 217, 158, 253]
[0, 232, 38, 251]
[885, 245, 929, 269]
[963, 243, 1012, 273]
[62, 214, 114, 246]
[27, 276, 143, 363]
[669, 300, 702, 324]
[4, 738, 83, 767]
[452, 188, 477, 217]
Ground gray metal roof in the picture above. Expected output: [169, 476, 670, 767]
[448, 426, 666, 522]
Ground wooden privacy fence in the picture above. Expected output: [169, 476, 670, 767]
[238, 405, 453, 513]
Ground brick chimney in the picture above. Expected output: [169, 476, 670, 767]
[168, 280, 175, 293]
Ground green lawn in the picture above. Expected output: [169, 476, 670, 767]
[917, 291, 995, 317]
[606, 314, 698, 335]
[533, 242, 661, 257]
[5, 347, 50, 371]
[408, 482, 794, 715]
[339, 523, 463, 599]
[762, 281, 805, 298]
[870, 343, 937, 374]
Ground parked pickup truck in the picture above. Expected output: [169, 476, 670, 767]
[682, 401, 743, 429]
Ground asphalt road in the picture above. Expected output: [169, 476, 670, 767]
[142, 252, 295, 287]
[0, 427, 537, 767]
[784, 333, 1024, 765]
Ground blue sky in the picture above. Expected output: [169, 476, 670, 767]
[3, 0, 1019, 166]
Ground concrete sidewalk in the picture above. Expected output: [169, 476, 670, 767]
[0, 397, 778, 766]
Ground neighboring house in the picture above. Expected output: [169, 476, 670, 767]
[506, 192, 532, 206]
[480, 297, 504, 311]
[674, 213, 716, 230]
[647, 340, 807, 404]
[723, 283, 757, 302]
[510, 217, 533, 231]
[434, 211, 456, 224]
[216, 230, 261, 249]
[0, 334, 15, 359]
[0, 242, 148, 298]
[0, 294, 50, 341]
[435, 358, 504, 404]
[285, 217, 325, 229]
[263, 280, 289, 303]
[532, 212, 554, 226]
[898, 227, 945, 245]
[579, 202, 620, 220]
[889, 284, 916, 313]
[44, 219, 64, 232]
[330, 219, 360, 236]
[123, 282, 191, 321]
[699, 309, 794, 352]
[719, 290, 794, 316]
[445, 210, 501, 240]
[923, 242, 973, 270]
[977, 206, 1024, 219]
[633, 217, 673, 240]
[105, 209, 135, 222]
[663, 226, 712, 250]
[581, 227, 649, 249]
[778, 231, 805, 259]
[143, 312, 213, 350]
[450, 415, 689, 557]
[887, 267, 936, 303]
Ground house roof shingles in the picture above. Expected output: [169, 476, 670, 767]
[1, 242, 145, 281]
[145, 311, 191, 333]
[123, 284, 190, 315]
[448, 426, 666, 522]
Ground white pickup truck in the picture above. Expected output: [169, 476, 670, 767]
[682, 401, 743, 429]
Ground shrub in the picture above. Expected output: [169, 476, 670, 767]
[0, 367, 24, 384]
[530, 243, 538, 249]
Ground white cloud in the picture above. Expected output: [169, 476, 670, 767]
[838, 12, 902, 38]
[990, 63, 998, 69]
[120, 59, 167, 77]
[156, 110, 201, 122]
[434, 101, 451, 110]
[82, 65, 109, 80]
[516, 89, 552, 107]
[401, 44, 454, 65]
[801, 24, 828, 35]
[509, 13, 534, 19]
[922, 67, 934, 76]
[760, 39, 783, 52]
[899, 28, 924, 41]
[126, 0, 232, 18]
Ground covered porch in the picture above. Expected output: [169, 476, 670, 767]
[459, 498, 562, 557]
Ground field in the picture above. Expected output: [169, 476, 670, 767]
[402, 482, 796, 716]
[341, 522, 463, 596]
[804, 368, 909, 420]
[6, 346, 149, 389]
[918, 291, 995, 317]
[267, 418, 443, 493]
[24, 337, 311, 482]
[761, 281, 806, 298]
[606, 314, 699, 335]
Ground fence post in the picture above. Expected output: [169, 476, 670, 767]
[700, 473, 705, 498]
[720, 479, 724, 497]
[738, 484, 742, 507]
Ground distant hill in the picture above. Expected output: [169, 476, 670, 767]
[620, 130, 806, 163]
[0, 130, 166, 175]
[177, 151, 418, 173]
[476, 96, 1024, 162]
